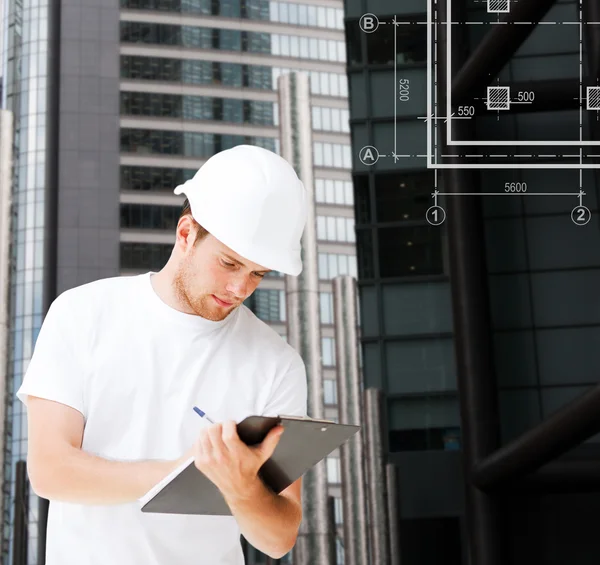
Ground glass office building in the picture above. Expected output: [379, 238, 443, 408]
[344, 0, 600, 563]
[1, 0, 53, 560]
[0, 0, 354, 562]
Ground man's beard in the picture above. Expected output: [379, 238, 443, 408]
[172, 257, 234, 322]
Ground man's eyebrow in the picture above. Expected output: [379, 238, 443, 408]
[222, 253, 271, 273]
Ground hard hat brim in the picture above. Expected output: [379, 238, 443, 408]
[174, 181, 303, 276]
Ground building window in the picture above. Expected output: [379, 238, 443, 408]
[364, 16, 427, 66]
[268, 2, 344, 28]
[315, 179, 353, 206]
[245, 289, 286, 322]
[120, 204, 181, 230]
[121, 56, 274, 90]
[324, 379, 337, 404]
[318, 253, 357, 280]
[333, 497, 343, 524]
[326, 456, 341, 483]
[121, 22, 272, 54]
[356, 228, 375, 279]
[120, 129, 277, 156]
[120, 0, 347, 28]
[319, 292, 334, 324]
[322, 336, 336, 366]
[120, 92, 275, 126]
[270, 33, 344, 61]
[120, 166, 196, 192]
[120, 242, 173, 270]
[378, 226, 444, 278]
[120, 20, 347, 62]
[313, 143, 352, 168]
[311, 107, 350, 133]
[316, 216, 355, 243]
[374, 171, 434, 223]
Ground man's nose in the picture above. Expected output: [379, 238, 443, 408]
[225, 275, 250, 297]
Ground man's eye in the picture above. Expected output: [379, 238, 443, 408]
[222, 261, 234, 267]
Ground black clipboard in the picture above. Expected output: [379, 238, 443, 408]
[139, 415, 360, 515]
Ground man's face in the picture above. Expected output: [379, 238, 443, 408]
[173, 228, 271, 322]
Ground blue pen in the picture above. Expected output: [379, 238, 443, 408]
[193, 406, 215, 424]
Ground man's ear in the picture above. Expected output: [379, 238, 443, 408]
[176, 217, 195, 249]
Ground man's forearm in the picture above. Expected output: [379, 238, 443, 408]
[29, 445, 184, 505]
[224, 478, 302, 559]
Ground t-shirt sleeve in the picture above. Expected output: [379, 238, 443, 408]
[262, 351, 308, 418]
[16, 291, 85, 416]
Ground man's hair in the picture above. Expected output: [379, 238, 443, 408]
[180, 198, 209, 245]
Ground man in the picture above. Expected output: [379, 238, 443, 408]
[17, 145, 309, 565]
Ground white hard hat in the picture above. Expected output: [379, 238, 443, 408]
[173, 145, 308, 276]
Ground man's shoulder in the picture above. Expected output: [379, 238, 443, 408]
[53, 273, 143, 315]
[236, 305, 297, 358]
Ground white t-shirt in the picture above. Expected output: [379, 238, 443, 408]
[17, 271, 307, 565]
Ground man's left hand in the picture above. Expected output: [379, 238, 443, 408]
[192, 421, 284, 501]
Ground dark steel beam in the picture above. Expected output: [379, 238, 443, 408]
[472, 384, 600, 491]
[509, 460, 600, 494]
[437, 1, 506, 564]
[451, 0, 558, 102]
[13, 461, 29, 565]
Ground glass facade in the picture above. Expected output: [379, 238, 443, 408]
[120, 166, 196, 192]
[121, 92, 275, 125]
[120, 0, 269, 18]
[121, 55, 349, 98]
[315, 178, 354, 206]
[311, 106, 350, 133]
[121, 56, 274, 89]
[346, 14, 427, 66]
[313, 142, 352, 168]
[1, 0, 49, 561]
[120, 129, 278, 156]
[121, 0, 344, 29]
[321, 336, 336, 367]
[244, 289, 286, 322]
[120, 22, 345, 62]
[120, 203, 182, 231]
[120, 242, 173, 271]
[317, 252, 357, 280]
[319, 291, 334, 324]
[316, 215, 355, 243]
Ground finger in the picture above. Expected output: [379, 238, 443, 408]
[195, 430, 212, 467]
[207, 423, 228, 459]
[221, 420, 245, 455]
[254, 425, 284, 462]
